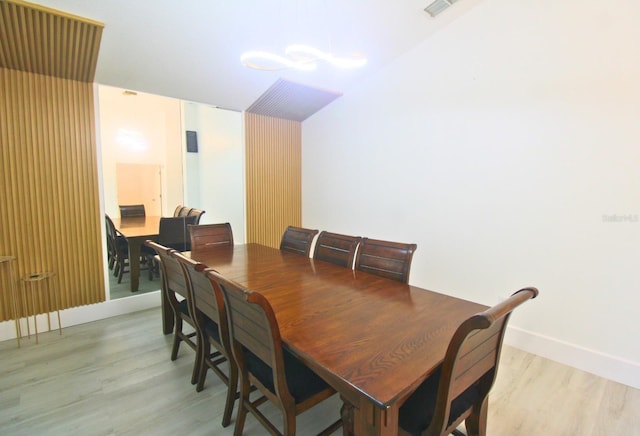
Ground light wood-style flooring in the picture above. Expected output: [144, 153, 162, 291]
[1, 308, 638, 435]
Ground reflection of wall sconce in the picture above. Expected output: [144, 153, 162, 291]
[186, 130, 198, 153]
[116, 128, 147, 152]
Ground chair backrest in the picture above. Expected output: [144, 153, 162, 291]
[178, 206, 192, 217]
[426, 287, 538, 435]
[313, 231, 362, 268]
[187, 208, 206, 225]
[175, 252, 231, 352]
[279, 226, 319, 257]
[145, 240, 188, 299]
[211, 269, 295, 405]
[119, 204, 146, 217]
[189, 223, 233, 250]
[105, 214, 119, 258]
[158, 216, 198, 252]
[355, 238, 417, 284]
[173, 205, 184, 217]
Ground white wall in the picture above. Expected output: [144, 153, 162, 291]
[182, 102, 246, 243]
[302, 0, 640, 388]
[98, 85, 184, 218]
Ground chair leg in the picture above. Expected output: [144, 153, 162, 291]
[233, 378, 250, 436]
[171, 318, 183, 361]
[117, 263, 124, 284]
[465, 398, 488, 436]
[221, 361, 238, 427]
[196, 340, 209, 392]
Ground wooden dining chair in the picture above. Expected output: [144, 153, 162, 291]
[174, 252, 237, 427]
[105, 214, 131, 283]
[397, 287, 539, 436]
[212, 269, 342, 436]
[119, 204, 146, 217]
[355, 238, 418, 284]
[178, 206, 192, 217]
[145, 241, 199, 385]
[188, 223, 233, 251]
[187, 208, 206, 224]
[313, 231, 362, 268]
[173, 205, 184, 217]
[279, 226, 319, 257]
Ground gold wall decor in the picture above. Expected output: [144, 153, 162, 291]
[245, 112, 302, 248]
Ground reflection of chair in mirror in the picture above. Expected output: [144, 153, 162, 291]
[355, 238, 417, 284]
[175, 252, 237, 427]
[313, 231, 362, 268]
[187, 208, 206, 224]
[119, 204, 146, 217]
[279, 226, 318, 257]
[146, 216, 197, 279]
[145, 241, 199, 384]
[105, 214, 130, 283]
[214, 270, 342, 435]
[189, 223, 233, 251]
[397, 287, 539, 436]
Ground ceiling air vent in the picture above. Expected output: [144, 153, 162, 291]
[424, 0, 460, 18]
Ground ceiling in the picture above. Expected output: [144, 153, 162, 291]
[20, 0, 482, 112]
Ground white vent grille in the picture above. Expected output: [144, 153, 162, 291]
[424, 0, 460, 18]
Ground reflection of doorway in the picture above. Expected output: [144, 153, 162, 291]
[116, 163, 162, 216]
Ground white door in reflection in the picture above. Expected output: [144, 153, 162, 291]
[116, 163, 162, 216]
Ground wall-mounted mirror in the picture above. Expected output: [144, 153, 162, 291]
[98, 85, 244, 300]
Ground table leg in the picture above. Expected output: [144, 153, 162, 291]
[352, 398, 399, 436]
[128, 238, 142, 292]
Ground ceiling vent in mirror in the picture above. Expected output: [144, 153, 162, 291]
[424, 0, 460, 17]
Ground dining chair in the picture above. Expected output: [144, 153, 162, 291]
[173, 205, 184, 217]
[279, 226, 319, 257]
[397, 287, 539, 436]
[354, 238, 418, 284]
[144, 241, 199, 385]
[174, 252, 237, 427]
[178, 206, 192, 217]
[212, 269, 342, 436]
[187, 208, 206, 225]
[146, 216, 198, 279]
[188, 223, 233, 251]
[105, 214, 130, 283]
[119, 204, 146, 217]
[313, 231, 362, 268]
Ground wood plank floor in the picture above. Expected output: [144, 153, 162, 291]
[1, 308, 638, 435]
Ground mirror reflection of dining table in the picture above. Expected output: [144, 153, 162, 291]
[166, 243, 487, 435]
[112, 216, 161, 292]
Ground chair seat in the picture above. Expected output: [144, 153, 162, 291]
[177, 299, 190, 316]
[398, 367, 484, 435]
[202, 316, 221, 343]
[246, 348, 330, 404]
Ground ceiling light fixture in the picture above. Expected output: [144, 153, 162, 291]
[241, 44, 367, 71]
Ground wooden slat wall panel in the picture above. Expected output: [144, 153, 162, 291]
[245, 113, 302, 248]
[0, 0, 103, 82]
[0, 68, 104, 321]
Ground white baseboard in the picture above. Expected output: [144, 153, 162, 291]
[2, 297, 638, 389]
[505, 325, 640, 389]
[0, 291, 161, 344]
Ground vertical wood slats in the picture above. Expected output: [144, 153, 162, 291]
[245, 112, 302, 248]
[0, 68, 105, 321]
[0, 0, 104, 82]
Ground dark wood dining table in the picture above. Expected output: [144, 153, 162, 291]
[164, 243, 487, 435]
[113, 216, 161, 292]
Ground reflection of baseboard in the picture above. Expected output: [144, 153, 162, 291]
[0, 291, 161, 343]
[505, 325, 640, 389]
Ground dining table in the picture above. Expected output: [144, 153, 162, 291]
[113, 216, 161, 292]
[166, 243, 487, 435]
